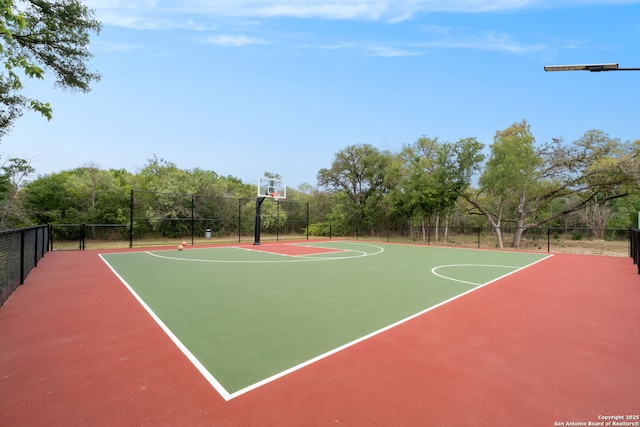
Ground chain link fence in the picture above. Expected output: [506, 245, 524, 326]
[308, 222, 633, 258]
[0, 225, 49, 307]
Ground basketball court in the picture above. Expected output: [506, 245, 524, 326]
[1, 177, 639, 426]
[1, 239, 639, 426]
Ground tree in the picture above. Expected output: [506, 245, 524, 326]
[317, 144, 397, 233]
[21, 170, 76, 224]
[535, 132, 640, 232]
[607, 192, 640, 229]
[3, 156, 32, 186]
[21, 166, 131, 226]
[0, 156, 34, 227]
[434, 137, 484, 240]
[0, 0, 101, 137]
[65, 164, 131, 230]
[391, 136, 483, 241]
[474, 120, 539, 248]
[466, 121, 640, 248]
[391, 136, 440, 240]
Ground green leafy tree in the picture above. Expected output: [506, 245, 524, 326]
[191, 168, 254, 237]
[21, 166, 131, 226]
[433, 137, 484, 239]
[294, 183, 334, 236]
[21, 170, 75, 224]
[466, 121, 640, 248]
[317, 144, 397, 234]
[476, 120, 539, 248]
[607, 193, 640, 229]
[259, 199, 288, 232]
[391, 136, 483, 241]
[66, 165, 131, 232]
[0, 0, 101, 136]
[391, 136, 440, 240]
[0, 156, 34, 227]
[133, 156, 197, 237]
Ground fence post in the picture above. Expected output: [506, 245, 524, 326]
[19, 229, 25, 284]
[129, 190, 134, 248]
[34, 227, 39, 267]
[191, 194, 195, 246]
[238, 199, 242, 243]
[306, 202, 310, 240]
[276, 201, 280, 242]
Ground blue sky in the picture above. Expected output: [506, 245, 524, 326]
[3, 0, 640, 189]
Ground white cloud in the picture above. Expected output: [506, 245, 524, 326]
[85, 0, 640, 26]
[96, 11, 165, 29]
[316, 42, 358, 50]
[314, 41, 420, 57]
[307, 27, 549, 58]
[417, 29, 550, 55]
[401, 24, 558, 56]
[83, 0, 619, 60]
[367, 46, 422, 57]
[204, 35, 269, 46]
[91, 40, 141, 52]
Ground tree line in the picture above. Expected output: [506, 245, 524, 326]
[2, 120, 639, 248]
[315, 120, 640, 247]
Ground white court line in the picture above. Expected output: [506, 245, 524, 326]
[431, 264, 522, 286]
[226, 254, 553, 399]
[99, 254, 234, 401]
[101, 245, 552, 401]
[142, 242, 385, 263]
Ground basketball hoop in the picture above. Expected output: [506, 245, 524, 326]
[255, 178, 286, 245]
[257, 177, 286, 200]
[269, 191, 281, 201]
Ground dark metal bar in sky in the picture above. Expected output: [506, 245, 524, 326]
[544, 63, 640, 72]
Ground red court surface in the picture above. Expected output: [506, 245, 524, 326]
[1, 247, 639, 426]
[238, 243, 345, 256]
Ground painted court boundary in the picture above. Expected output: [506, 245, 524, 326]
[3, 247, 639, 426]
[99, 243, 552, 401]
[142, 242, 384, 263]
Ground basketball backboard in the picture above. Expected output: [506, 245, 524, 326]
[257, 177, 286, 199]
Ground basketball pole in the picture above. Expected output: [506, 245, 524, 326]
[254, 196, 266, 245]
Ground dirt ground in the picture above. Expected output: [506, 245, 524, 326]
[432, 234, 631, 257]
[516, 238, 630, 257]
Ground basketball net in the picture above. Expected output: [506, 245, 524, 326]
[269, 191, 281, 201]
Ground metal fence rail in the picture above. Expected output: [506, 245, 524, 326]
[0, 225, 49, 308]
[50, 223, 129, 250]
[315, 223, 634, 258]
[129, 190, 309, 247]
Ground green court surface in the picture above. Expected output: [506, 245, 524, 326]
[101, 241, 549, 399]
